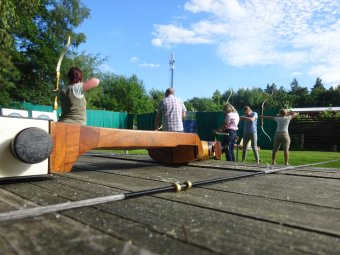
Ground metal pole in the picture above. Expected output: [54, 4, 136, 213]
[169, 52, 175, 88]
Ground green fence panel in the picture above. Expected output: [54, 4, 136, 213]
[19, 102, 133, 129]
[137, 112, 157, 130]
[86, 110, 133, 129]
[196, 112, 225, 141]
[21, 102, 56, 117]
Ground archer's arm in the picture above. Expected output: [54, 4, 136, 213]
[260, 115, 274, 120]
[288, 111, 298, 118]
[240, 115, 257, 121]
[83, 78, 100, 91]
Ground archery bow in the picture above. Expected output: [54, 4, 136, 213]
[261, 92, 273, 142]
[226, 89, 233, 104]
[53, 36, 71, 111]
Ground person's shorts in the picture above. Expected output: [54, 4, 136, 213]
[273, 132, 290, 150]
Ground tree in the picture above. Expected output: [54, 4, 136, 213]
[310, 77, 327, 106]
[212, 90, 222, 106]
[93, 73, 154, 114]
[272, 86, 294, 109]
[0, 1, 41, 107]
[288, 78, 309, 107]
[231, 88, 265, 110]
[265, 83, 276, 94]
[0, 0, 90, 106]
[289, 78, 300, 93]
[149, 89, 164, 111]
[312, 77, 326, 92]
[185, 97, 219, 112]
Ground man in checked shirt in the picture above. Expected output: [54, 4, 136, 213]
[155, 88, 187, 132]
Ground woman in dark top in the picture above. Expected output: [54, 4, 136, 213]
[59, 67, 100, 125]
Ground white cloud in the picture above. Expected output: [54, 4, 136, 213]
[290, 72, 302, 77]
[129, 56, 160, 68]
[184, 0, 248, 20]
[152, 0, 340, 84]
[308, 62, 340, 86]
[152, 24, 212, 48]
[130, 56, 139, 62]
[139, 63, 160, 68]
[99, 64, 115, 73]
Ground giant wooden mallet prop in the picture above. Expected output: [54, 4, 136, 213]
[0, 116, 221, 178]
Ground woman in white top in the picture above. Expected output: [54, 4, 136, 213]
[216, 103, 240, 161]
[261, 109, 297, 165]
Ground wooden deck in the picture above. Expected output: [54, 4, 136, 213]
[0, 153, 339, 254]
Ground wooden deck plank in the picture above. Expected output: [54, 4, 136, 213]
[1, 180, 338, 255]
[75, 155, 340, 209]
[0, 183, 214, 255]
[52, 167, 340, 237]
[1, 153, 339, 254]
[0, 186, 156, 255]
[1, 165, 340, 254]
[68, 156, 340, 237]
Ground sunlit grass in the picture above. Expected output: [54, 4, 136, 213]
[95, 149, 339, 169]
[235, 149, 339, 168]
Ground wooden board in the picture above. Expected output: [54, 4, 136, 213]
[49, 122, 220, 173]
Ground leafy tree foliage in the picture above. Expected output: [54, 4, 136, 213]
[0, 1, 42, 106]
[0, 0, 89, 107]
[185, 97, 220, 112]
[92, 73, 154, 114]
[182, 78, 340, 112]
[212, 90, 222, 106]
[149, 89, 165, 111]
[1, 1, 339, 115]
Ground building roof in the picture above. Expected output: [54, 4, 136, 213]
[291, 107, 340, 112]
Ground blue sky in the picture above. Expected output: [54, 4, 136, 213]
[76, 0, 340, 101]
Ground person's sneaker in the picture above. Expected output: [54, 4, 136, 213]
[285, 163, 290, 166]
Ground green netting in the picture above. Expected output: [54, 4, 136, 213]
[21, 102, 57, 117]
[86, 109, 133, 129]
[196, 112, 224, 142]
[137, 112, 157, 130]
[17, 102, 133, 129]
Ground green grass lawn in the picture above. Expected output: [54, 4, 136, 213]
[96, 149, 340, 169]
[239, 149, 339, 168]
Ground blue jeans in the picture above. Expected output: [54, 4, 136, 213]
[223, 130, 237, 161]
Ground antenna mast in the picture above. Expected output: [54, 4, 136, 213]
[169, 52, 175, 88]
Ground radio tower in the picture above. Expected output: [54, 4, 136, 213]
[169, 52, 175, 88]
